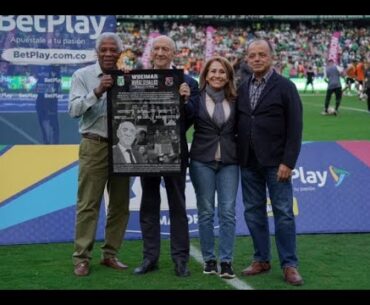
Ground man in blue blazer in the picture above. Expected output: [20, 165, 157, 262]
[236, 39, 303, 286]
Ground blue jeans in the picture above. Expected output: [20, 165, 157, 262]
[240, 165, 298, 268]
[190, 160, 239, 263]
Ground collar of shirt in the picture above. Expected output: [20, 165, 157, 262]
[94, 61, 104, 78]
[251, 68, 273, 84]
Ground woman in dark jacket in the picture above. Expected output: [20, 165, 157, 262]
[181, 56, 238, 279]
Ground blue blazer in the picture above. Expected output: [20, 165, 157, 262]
[236, 71, 303, 169]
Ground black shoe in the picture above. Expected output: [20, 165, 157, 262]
[203, 260, 218, 275]
[219, 262, 235, 279]
[174, 261, 190, 277]
[133, 258, 158, 275]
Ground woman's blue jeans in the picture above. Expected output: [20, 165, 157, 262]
[190, 160, 239, 263]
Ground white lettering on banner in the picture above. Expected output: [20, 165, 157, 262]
[160, 215, 169, 225]
[1, 48, 96, 65]
[159, 213, 198, 226]
[0, 15, 107, 39]
[187, 214, 198, 225]
[10, 35, 86, 46]
[292, 166, 327, 188]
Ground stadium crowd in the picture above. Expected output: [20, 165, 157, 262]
[117, 20, 369, 82]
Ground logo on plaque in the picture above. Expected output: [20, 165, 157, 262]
[165, 77, 173, 86]
[117, 76, 125, 87]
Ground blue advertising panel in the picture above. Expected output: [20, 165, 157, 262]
[0, 141, 369, 245]
[0, 15, 116, 144]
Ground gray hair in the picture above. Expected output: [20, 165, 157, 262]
[151, 35, 176, 52]
[246, 39, 274, 56]
[96, 32, 123, 52]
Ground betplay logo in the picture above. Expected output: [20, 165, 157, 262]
[292, 165, 350, 188]
[0, 16, 107, 39]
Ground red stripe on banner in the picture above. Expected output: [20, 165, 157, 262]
[337, 141, 370, 167]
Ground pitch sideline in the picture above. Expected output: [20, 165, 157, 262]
[190, 244, 253, 290]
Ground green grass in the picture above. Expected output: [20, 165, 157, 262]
[232, 233, 370, 290]
[301, 94, 369, 141]
[0, 240, 232, 290]
[1, 234, 370, 290]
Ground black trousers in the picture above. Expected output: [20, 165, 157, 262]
[140, 173, 190, 264]
[325, 87, 342, 110]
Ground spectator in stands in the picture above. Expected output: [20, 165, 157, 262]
[133, 35, 199, 277]
[68, 32, 130, 277]
[232, 53, 252, 87]
[117, 48, 144, 70]
[236, 39, 303, 286]
[116, 20, 369, 81]
[133, 48, 144, 69]
[184, 56, 238, 279]
[322, 59, 343, 116]
[239, 55, 253, 83]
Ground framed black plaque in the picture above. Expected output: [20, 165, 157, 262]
[107, 69, 184, 175]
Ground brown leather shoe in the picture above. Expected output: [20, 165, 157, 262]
[241, 261, 271, 276]
[283, 266, 304, 286]
[100, 257, 128, 270]
[74, 261, 89, 276]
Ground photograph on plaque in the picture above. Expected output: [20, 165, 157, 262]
[107, 69, 184, 175]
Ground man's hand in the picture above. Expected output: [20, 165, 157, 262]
[179, 82, 190, 102]
[277, 163, 292, 182]
[94, 74, 114, 98]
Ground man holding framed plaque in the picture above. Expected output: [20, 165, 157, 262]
[128, 35, 199, 277]
[68, 32, 130, 277]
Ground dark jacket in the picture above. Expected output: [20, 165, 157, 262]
[236, 71, 303, 169]
[180, 74, 199, 168]
[190, 90, 237, 164]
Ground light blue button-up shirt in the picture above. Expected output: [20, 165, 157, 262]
[68, 62, 108, 138]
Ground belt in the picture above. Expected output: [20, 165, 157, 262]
[82, 133, 108, 143]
